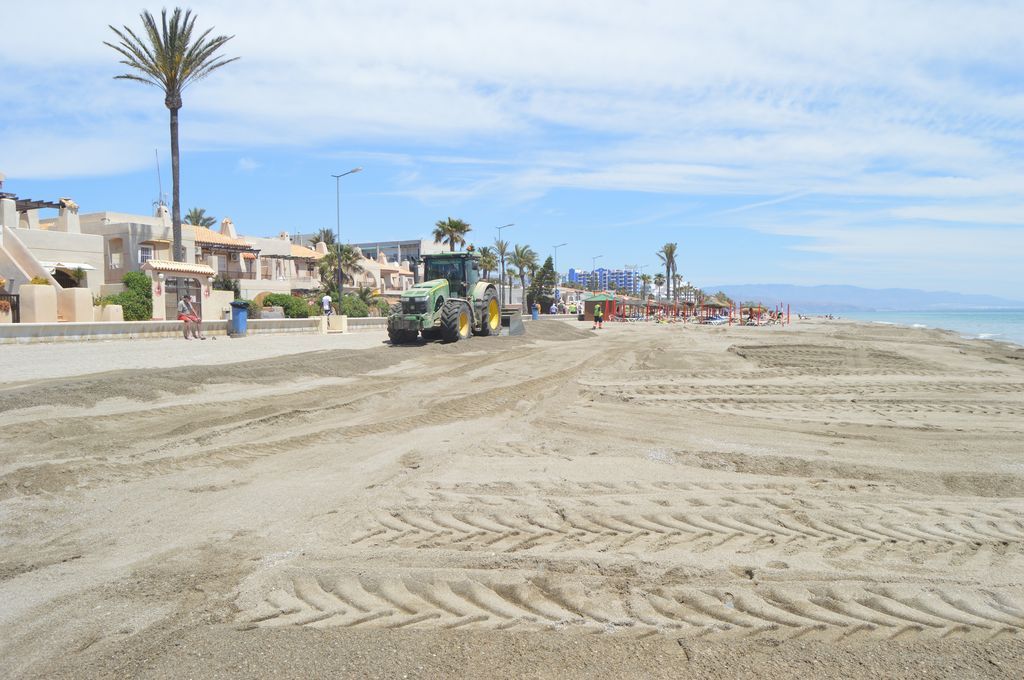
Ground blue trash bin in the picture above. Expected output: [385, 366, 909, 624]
[531, 307, 539, 321]
[229, 300, 249, 337]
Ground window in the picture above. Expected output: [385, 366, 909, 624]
[229, 252, 239, 262]
[139, 245, 154, 264]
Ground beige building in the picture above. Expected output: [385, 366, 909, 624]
[350, 248, 415, 295]
[244, 231, 323, 298]
[78, 204, 197, 290]
[0, 184, 332, 322]
[1, 196, 104, 295]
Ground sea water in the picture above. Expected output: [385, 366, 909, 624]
[837, 310, 1024, 348]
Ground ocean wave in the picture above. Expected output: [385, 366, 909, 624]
[975, 333, 1002, 340]
[911, 323, 927, 328]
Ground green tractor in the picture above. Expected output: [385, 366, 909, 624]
[387, 250, 501, 343]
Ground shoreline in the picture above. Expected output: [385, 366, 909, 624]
[828, 310, 1024, 349]
[820, 316, 1024, 350]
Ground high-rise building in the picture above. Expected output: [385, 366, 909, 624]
[564, 267, 640, 295]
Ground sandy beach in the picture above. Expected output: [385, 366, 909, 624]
[1, 318, 1023, 678]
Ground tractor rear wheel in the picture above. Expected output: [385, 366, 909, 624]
[474, 290, 500, 336]
[440, 300, 472, 343]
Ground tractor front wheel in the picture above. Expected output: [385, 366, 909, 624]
[388, 328, 418, 344]
[440, 300, 472, 343]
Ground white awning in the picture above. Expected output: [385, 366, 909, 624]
[39, 261, 96, 271]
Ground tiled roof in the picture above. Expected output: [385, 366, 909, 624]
[189, 225, 255, 249]
[142, 259, 216, 275]
[291, 244, 324, 259]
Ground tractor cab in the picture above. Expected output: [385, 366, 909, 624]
[422, 252, 480, 298]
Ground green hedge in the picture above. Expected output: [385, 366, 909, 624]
[340, 295, 369, 318]
[98, 271, 152, 321]
[262, 293, 313, 318]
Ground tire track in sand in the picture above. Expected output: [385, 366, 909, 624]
[237, 572, 1024, 639]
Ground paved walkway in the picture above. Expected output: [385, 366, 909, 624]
[0, 331, 388, 384]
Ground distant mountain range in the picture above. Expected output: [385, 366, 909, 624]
[705, 284, 1024, 313]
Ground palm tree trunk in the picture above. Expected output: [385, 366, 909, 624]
[520, 274, 527, 312]
[169, 104, 183, 262]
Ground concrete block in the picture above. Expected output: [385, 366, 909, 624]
[206, 290, 235, 321]
[17, 284, 58, 323]
[59, 288, 93, 322]
[101, 304, 123, 322]
[327, 315, 348, 332]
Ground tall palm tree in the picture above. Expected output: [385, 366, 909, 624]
[319, 243, 365, 291]
[509, 244, 537, 312]
[310, 228, 336, 246]
[478, 246, 498, 281]
[672, 273, 683, 303]
[493, 238, 510, 305]
[654, 273, 666, 302]
[656, 242, 678, 302]
[185, 207, 215, 227]
[107, 8, 239, 262]
[639, 273, 652, 299]
[432, 217, 472, 252]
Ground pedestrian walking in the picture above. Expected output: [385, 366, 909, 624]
[592, 302, 604, 329]
[321, 293, 333, 316]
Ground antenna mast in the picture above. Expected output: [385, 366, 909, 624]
[154, 149, 165, 208]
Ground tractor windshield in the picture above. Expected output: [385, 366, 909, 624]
[424, 258, 465, 284]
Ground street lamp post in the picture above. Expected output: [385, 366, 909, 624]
[495, 223, 513, 306]
[552, 242, 567, 300]
[331, 167, 362, 300]
[591, 254, 603, 291]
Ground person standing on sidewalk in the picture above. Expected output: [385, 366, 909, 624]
[592, 302, 604, 329]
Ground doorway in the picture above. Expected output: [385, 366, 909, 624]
[165, 276, 202, 319]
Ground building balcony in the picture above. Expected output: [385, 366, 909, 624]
[220, 269, 255, 280]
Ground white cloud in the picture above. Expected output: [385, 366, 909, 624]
[3, 1, 1024, 292]
[236, 157, 260, 172]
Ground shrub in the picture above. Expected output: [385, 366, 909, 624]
[262, 293, 310, 318]
[375, 298, 392, 316]
[237, 299, 260, 318]
[98, 271, 152, 320]
[212, 273, 241, 299]
[123, 271, 151, 296]
[339, 295, 369, 318]
[29, 276, 50, 285]
[100, 291, 151, 320]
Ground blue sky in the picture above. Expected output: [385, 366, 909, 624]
[3, 1, 1024, 296]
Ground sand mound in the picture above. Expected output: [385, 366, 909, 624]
[524, 318, 595, 341]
